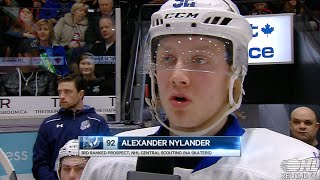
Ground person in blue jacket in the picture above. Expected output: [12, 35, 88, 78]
[32, 74, 111, 180]
[38, 0, 74, 25]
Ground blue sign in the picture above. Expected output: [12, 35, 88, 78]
[0, 132, 38, 175]
[246, 14, 294, 64]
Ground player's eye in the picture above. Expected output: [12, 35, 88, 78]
[62, 166, 71, 171]
[192, 56, 208, 65]
[161, 55, 176, 64]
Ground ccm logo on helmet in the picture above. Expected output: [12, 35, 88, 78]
[164, 12, 199, 19]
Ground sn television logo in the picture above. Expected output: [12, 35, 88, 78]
[249, 23, 275, 59]
[280, 151, 320, 179]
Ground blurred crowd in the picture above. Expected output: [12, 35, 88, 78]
[0, 0, 317, 97]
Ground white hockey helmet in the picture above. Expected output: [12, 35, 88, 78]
[143, 0, 253, 136]
[55, 139, 87, 179]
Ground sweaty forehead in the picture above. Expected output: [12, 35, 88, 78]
[157, 35, 226, 51]
[62, 156, 87, 164]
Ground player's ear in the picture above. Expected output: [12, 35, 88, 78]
[79, 90, 85, 98]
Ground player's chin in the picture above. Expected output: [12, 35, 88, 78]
[60, 104, 69, 109]
[169, 115, 198, 128]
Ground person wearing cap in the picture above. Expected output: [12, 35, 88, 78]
[80, 0, 320, 180]
[0, 39, 57, 96]
[39, 0, 75, 25]
[55, 139, 89, 180]
[32, 73, 111, 180]
[290, 106, 320, 149]
[77, 52, 114, 95]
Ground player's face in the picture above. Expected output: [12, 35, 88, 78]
[155, 35, 231, 133]
[58, 81, 84, 110]
[290, 108, 319, 143]
[60, 156, 88, 180]
[79, 58, 95, 75]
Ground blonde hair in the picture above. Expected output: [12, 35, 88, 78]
[36, 19, 55, 43]
[71, 2, 89, 15]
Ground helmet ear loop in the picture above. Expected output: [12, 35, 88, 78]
[228, 66, 242, 109]
[145, 70, 161, 121]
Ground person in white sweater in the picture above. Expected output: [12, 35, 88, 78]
[80, 0, 320, 180]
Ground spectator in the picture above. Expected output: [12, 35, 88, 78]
[90, 16, 115, 84]
[90, 16, 115, 57]
[53, 2, 88, 49]
[85, 0, 114, 48]
[0, 0, 18, 57]
[283, 0, 303, 14]
[80, 0, 320, 179]
[250, 1, 272, 15]
[0, 39, 57, 96]
[36, 19, 70, 77]
[290, 106, 320, 149]
[55, 139, 89, 180]
[77, 52, 114, 95]
[39, 0, 75, 25]
[53, 2, 89, 73]
[32, 74, 111, 180]
[4, 7, 38, 56]
[97, 0, 113, 17]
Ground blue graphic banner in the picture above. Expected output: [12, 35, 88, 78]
[0, 132, 37, 176]
[79, 136, 241, 157]
[79, 136, 241, 150]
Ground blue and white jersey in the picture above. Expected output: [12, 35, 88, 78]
[80, 116, 320, 180]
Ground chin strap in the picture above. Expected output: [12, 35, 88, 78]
[146, 67, 244, 136]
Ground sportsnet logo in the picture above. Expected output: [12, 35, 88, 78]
[281, 151, 320, 179]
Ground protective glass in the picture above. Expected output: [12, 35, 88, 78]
[140, 34, 235, 75]
[60, 157, 88, 171]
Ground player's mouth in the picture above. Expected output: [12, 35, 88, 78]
[169, 94, 191, 108]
